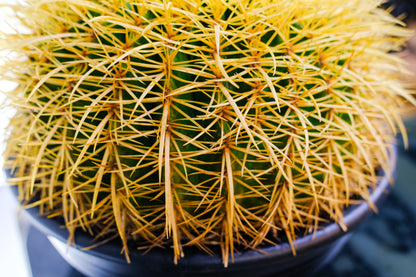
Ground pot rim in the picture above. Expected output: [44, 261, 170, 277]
[15, 144, 397, 268]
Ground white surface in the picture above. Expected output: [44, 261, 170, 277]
[0, 187, 31, 277]
[0, 0, 31, 276]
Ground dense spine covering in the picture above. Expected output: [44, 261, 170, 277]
[1, 0, 412, 266]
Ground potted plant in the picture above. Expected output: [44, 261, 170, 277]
[1, 0, 413, 276]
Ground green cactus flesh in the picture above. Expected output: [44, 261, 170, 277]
[1, 0, 412, 266]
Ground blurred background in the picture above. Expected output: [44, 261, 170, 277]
[0, 0, 31, 276]
[0, 0, 416, 276]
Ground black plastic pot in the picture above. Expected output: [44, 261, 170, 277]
[18, 148, 396, 277]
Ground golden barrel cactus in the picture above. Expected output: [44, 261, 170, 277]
[1, 0, 412, 266]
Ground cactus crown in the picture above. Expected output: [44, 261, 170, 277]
[1, 0, 412, 266]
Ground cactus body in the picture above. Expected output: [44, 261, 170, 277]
[1, 0, 412, 265]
